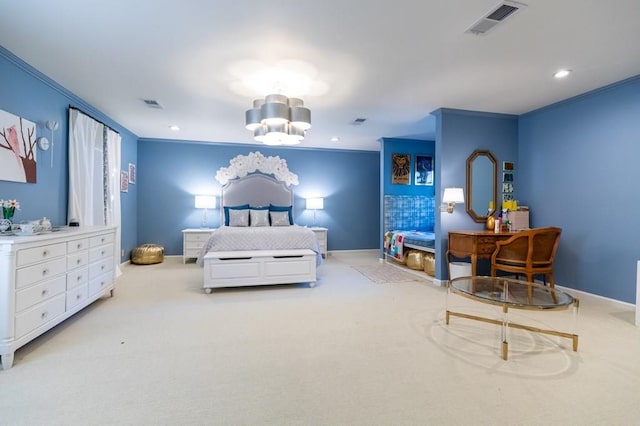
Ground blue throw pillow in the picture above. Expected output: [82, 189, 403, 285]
[224, 204, 250, 226]
[269, 204, 294, 225]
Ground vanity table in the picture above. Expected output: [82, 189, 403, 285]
[446, 230, 517, 276]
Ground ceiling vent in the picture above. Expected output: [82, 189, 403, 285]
[142, 99, 163, 109]
[466, 1, 527, 35]
[351, 118, 367, 125]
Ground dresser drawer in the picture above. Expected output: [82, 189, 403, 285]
[89, 243, 113, 262]
[67, 238, 89, 254]
[90, 257, 113, 278]
[89, 271, 113, 296]
[185, 233, 211, 244]
[15, 293, 66, 339]
[90, 233, 114, 248]
[16, 257, 67, 290]
[15, 275, 66, 313]
[16, 243, 66, 267]
[66, 284, 89, 311]
[185, 248, 203, 258]
[67, 251, 89, 270]
[67, 267, 89, 290]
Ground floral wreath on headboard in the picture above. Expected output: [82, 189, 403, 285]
[215, 151, 299, 186]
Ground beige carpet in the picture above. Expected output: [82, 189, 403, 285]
[1, 253, 639, 425]
[351, 263, 424, 283]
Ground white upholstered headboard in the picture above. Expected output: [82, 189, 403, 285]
[221, 174, 293, 214]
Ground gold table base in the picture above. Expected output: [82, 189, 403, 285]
[445, 308, 579, 360]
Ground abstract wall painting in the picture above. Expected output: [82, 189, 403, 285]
[0, 109, 37, 183]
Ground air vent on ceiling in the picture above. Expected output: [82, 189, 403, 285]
[142, 99, 163, 109]
[466, 1, 526, 35]
[351, 118, 367, 125]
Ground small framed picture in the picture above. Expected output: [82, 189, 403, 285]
[503, 161, 515, 171]
[120, 171, 129, 192]
[391, 153, 411, 185]
[503, 193, 514, 201]
[503, 172, 513, 182]
[128, 163, 136, 184]
[414, 154, 434, 186]
[502, 182, 514, 193]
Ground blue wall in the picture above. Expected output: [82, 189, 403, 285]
[434, 109, 519, 279]
[519, 76, 640, 303]
[0, 46, 138, 262]
[137, 140, 381, 255]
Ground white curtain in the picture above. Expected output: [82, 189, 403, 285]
[68, 108, 105, 226]
[105, 128, 122, 277]
[68, 108, 122, 276]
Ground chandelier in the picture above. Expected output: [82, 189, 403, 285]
[245, 94, 311, 146]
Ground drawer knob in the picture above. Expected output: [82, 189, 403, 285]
[42, 250, 49, 257]
[77, 259, 82, 264]
[101, 265, 105, 270]
[41, 289, 48, 296]
[77, 243, 82, 249]
[42, 269, 49, 276]
[76, 294, 81, 300]
[101, 238, 105, 243]
[77, 275, 82, 281]
[101, 250, 105, 255]
[41, 311, 48, 319]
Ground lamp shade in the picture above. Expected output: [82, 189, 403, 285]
[442, 188, 464, 204]
[195, 195, 216, 209]
[306, 197, 324, 210]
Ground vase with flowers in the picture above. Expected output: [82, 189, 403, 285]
[0, 199, 20, 232]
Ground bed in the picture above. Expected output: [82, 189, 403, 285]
[197, 169, 322, 293]
[384, 230, 435, 262]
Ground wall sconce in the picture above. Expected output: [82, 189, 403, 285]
[306, 197, 324, 227]
[195, 195, 216, 228]
[441, 187, 464, 213]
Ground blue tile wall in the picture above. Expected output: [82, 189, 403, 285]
[383, 195, 435, 232]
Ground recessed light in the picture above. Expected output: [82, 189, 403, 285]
[553, 69, 571, 79]
[330, 136, 340, 142]
[169, 125, 180, 131]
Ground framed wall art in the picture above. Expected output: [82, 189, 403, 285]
[414, 154, 433, 186]
[391, 153, 410, 185]
[120, 171, 129, 192]
[503, 161, 515, 171]
[128, 163, 136, 184]
[0, 109, 37, 183]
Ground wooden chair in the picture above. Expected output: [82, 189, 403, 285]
[490, 227, 562, 288]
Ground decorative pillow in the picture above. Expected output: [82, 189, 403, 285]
[270, 211, 291, 226]
[269, 204, 294, 225]
[228, 209, 249, 227]
[250, 209, 269, 227]
[224, 204, 250, 226]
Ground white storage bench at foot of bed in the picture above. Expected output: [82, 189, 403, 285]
[203, 249, 317, 292]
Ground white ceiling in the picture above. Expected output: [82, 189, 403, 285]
[2, 1, 639, 151]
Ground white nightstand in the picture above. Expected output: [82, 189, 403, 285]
[310, 227, 328, 258]
[182, 228, 216, 263]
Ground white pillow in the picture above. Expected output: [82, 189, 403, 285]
[269, 211, 291, 226]
[229, 209, 249, 227]
[250, 209, 269, 227]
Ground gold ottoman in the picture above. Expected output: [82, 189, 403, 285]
[423, 252, 435, 276]
[131, 244, 164, 265]
[406, 250, 425, 270]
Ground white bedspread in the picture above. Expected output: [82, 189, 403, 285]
[197, 225, 322, 266]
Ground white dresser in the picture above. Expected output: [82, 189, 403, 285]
[310, 227, 328, 258]
[0, 226, 117, 370]
[182, 228, 216, 263]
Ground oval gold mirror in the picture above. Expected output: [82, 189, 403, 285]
[465, 149, 497, 222]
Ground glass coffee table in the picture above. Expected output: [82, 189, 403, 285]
[446, 276, 579, 360]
